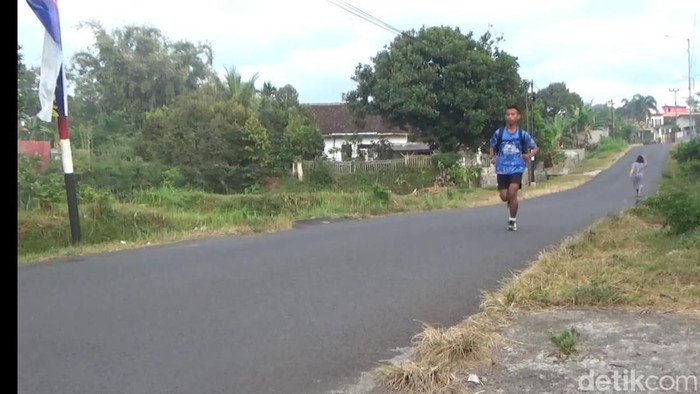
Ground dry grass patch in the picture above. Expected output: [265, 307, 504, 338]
[374, 211, 700, 393]
[496, 213, 700, 311]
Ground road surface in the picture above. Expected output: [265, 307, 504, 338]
[18, 144, 670, 394]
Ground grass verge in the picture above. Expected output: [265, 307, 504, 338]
[18, 142, 632, 264]
[374, 141, 699, 393]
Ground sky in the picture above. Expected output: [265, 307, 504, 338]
[17, 0, 700, 110]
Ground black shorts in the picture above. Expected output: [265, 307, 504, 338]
[497, 173, 523, 190]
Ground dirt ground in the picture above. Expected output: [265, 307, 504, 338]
[462, 309, 700, 394]
[335, 309, 700, 394]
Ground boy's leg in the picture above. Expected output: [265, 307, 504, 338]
[497, 175, 509, 202]
[507, 173, 523, 230]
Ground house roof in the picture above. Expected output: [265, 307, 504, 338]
[304, 103, 405, 135]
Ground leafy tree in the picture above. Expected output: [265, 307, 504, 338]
[135, 87, 271, 193]
[69, 21, 216, 136]
[533, 101, 569, 165]
[344, 26, 524, 152]
[257, 82, 324, 169]
[283, 109, 325, 161]
[17, 45, 40, 122]
[536, 82, 583, 118]
[688, 92, 699, 112]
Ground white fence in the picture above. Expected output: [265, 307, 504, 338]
[300, 153, 491, 175]
[302, 155, 434, 174]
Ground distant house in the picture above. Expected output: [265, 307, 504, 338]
[304, 103, 431, 161]
[656, 105, 699, 140]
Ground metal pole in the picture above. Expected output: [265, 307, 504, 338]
[687, 38, 695, 137]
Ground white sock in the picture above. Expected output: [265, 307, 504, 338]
[509, 217, 516, 222]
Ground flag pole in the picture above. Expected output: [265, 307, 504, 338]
[57, 114, 81, 245]
[26, 0, 81, 246]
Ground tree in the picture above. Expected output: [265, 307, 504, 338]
[255, 82, 324, 169]
[283, 109, 325, 161]
[617, 94, 658, 123]
[219, 65, 259, 109]
[69, 21, 216, 135]
[689, 93, 700, 112]
[343, 26, 524, 152]
[535, 82, 583, 118]
[135, 87, 271, 193]
[17, 45, 40, 122]
[533, 101, 570, 166]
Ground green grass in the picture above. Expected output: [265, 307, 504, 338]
[18, 142, 631, 264]
[570, 137, 633, 174]
[549, 327, 579, 356]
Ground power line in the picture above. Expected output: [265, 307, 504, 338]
[324, 0, 538, 89]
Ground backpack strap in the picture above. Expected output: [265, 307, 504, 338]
[497, 127, 529, 154]
[519, 129, 527, 154]
[495, 127, 504, 153]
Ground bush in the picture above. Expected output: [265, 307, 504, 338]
[645, 181, 700, 234]
[432, 152, 462, 169]
[641, 141, 700, 234]
[304, 159, 335, 189]
[672, 139, 700, 163]
[78, 155, 186, 199]
[17, 154, 65, 210]
[586, 136, 626, 155]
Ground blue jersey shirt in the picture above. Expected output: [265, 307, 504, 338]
[489, 127, 537, 175]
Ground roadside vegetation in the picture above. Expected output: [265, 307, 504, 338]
[19, 23, 645, 263]
[375, 140, 700, 393]
[18, 138, 627, 263]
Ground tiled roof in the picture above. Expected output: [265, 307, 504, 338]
[304, 103, 405, 135]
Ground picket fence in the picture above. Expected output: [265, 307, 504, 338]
[300, 153, 490, 175]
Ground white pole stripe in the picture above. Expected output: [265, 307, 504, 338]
[59, 138, 74, 174]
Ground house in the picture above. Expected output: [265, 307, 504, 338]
[659, 105, 698, 139]
[304, 103, 431, 161]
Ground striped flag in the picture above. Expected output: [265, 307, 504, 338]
[26, 0, 68, 122]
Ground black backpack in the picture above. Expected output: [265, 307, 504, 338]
[495, 127, 528, 154]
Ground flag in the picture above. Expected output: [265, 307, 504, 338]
[26, 0, 68, 122]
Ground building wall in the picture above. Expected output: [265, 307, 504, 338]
[323, 134, 409, 161]
[648, 115, 664, 128]
[18, 140, 52, 169]
[588, 129, 609, 144]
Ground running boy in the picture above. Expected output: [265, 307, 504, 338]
[489, 105, 538, 231]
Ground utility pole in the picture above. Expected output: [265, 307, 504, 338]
[528, 80, 536, 185]
[523, 80, 536, 186]
[670, 87, 679, 121]
[670, 88, 679, 144]
[608, 99, 615, 139]
[686, 38, 695, 137]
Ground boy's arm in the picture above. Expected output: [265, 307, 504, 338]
[525, 132, 539, 159]
[489, 131, 498, 164]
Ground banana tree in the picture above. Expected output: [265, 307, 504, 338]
[537, 113, 570, 168]
[19, 116, 54, 141]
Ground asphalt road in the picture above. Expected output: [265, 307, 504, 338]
[18, 144, 670, 394]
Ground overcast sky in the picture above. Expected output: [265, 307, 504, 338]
[17, 0, 700, 109]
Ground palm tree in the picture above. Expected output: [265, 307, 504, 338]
[221, 66, 259, 109]
[619, 94, 658, 123]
